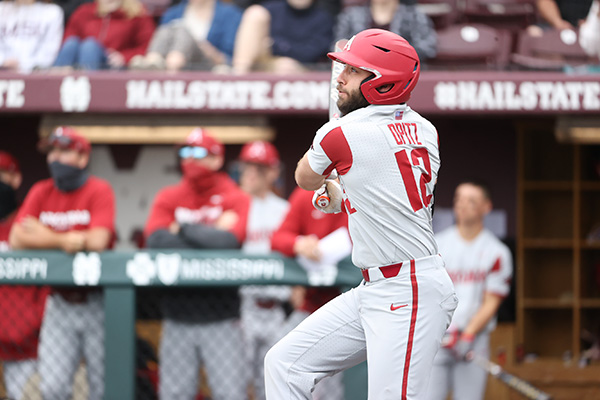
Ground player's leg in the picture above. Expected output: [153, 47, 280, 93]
[39, 294, 81, 400]
[158, 319, 199, 400]
[452, 334, 489, 400]
[312, 372, 345, 400]
[197, 318, 248, 400]
[424, 348, 454, 400]
[82, 293, 105, 400]
[363, 257, 457, 399]
[264, 288, 366, 400]
[3, 358, 36, 400]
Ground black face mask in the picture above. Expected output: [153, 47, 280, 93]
[0, 181, 17, 220]
[49, 161, 89, 192]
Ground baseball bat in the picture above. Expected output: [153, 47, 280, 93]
[470, 354, 553, 400]
[328, 39, 348, 120]
[314, 39, 349, 210]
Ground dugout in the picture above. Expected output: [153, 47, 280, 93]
[1, 70, 599, 399]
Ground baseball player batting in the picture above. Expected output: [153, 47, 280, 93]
[264, 29, 457, 399]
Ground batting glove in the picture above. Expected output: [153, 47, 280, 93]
[312, 180, 343, 214]
[452, 332, 475, 361]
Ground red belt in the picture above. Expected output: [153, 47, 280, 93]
[361, 262, 403, 283]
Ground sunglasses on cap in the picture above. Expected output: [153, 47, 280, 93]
[48, 134, 74, 148]
[179, 146, 209, 159]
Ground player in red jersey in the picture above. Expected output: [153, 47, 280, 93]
[144, 128, 251, 400]
[0, 151, 49, 400]
[10, 127, 115, 400]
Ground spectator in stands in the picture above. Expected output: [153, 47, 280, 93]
[531, 0, 593, 31]
[580, 0, 600, 57]
[334, 0, 437, 61]
[9, 127, 116, 400]
[0, 152, 48, 400]
[270, 186, 350, 400]
[236, 141, 290, 400]
[231, 0, 334, 74]
[144, 128, 250, 400]
[52, 0, 155, 70]
[129, 0, 242, 71]
[0, 0, 63, 72]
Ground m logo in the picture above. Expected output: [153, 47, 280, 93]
[126, 253, 156, 285]
[307, 264, 338, 286]
[60, 76, 91, 112]
[72, 252, 101, 285]
[156, 253, 181, 286]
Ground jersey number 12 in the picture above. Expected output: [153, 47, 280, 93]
[395, 148, 433, 212]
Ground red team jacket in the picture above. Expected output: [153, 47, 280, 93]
[271, 188, 348, 313]
[0, 212, 49, 360]
[15, 176, 116, 300]
[63, 2, 155, 62]
[144, 172, 250, 243]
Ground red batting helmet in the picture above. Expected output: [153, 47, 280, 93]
[328, 29, 420, 105]
[183, 128, 224, 157]
[239, 141, 280, 167]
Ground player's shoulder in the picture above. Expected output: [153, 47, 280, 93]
[86, 176, 114, 191]
[266, 192, 289, 209]
[436, 225, 458, 243]
[25, 178, 61, 200]
[480, 229, 511, 253]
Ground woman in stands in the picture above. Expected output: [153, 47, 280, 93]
[129, 0, 242, 71]
[52, 0, 155, 70]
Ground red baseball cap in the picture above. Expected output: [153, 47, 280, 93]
[44, 126, 91, 154]
[0, 151, 20, 174]
[183, 128, 224, 157]
[239, 141, 280, 167]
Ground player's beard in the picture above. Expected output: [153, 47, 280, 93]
[337, 86, 370, 116]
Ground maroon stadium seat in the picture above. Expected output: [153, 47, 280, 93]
[511, 28, 595, 70]
[463, 0, 536, 32]
[429, 23, 512, 70]
[417, 0, 461, 30]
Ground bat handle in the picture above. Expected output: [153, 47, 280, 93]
[315, 194, 330, 208]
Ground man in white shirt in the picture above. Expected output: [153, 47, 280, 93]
[426, 181, 513, 400]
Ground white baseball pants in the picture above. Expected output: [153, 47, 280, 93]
[264, 254, 457, 400]
[38, 292, 105, 400]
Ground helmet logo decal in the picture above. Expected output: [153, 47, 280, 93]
[344, 35, 356, 51]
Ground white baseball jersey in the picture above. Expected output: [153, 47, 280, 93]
[436, 226, 513, 332]
[242, 192, 289, 254]
[308, 104, 439, 268]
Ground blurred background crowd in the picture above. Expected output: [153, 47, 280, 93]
[1, 0, 600, 74]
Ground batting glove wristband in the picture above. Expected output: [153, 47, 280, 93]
[452, 332, 476, 361]
[312, 180, 343, 214]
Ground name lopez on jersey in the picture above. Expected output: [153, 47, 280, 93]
[40, 210, 91, 231]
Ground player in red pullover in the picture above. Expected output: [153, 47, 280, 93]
[270, 187, 349, 400]
[0, 151, 49, 400]
[144, 128, 251, 400]
[10, 127, 115, 400]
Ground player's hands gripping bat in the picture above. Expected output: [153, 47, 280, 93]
[312, 39, 349, 214]
[312, 179, 343, 214]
